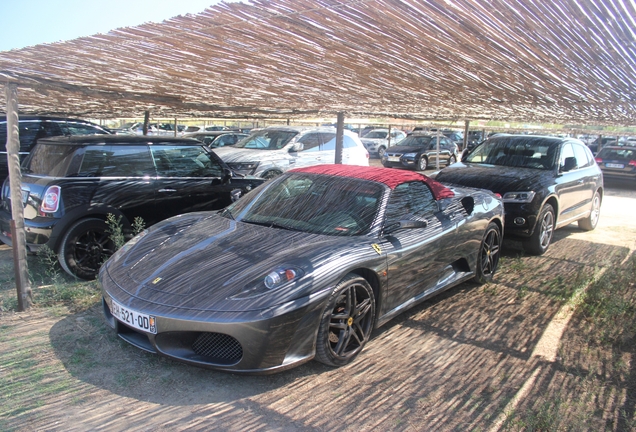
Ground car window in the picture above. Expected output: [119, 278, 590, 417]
[151, 146, 224, 178]
[598, 148, 636, 160]
[559, 143, 575, 170]
[365, 131, 388, 139]
[467, 137, 559, 169]
[397, 135, 433, 148]
[213, 135, 235, 147]
[322, 135, 359, 150]
[24, 143, 81, 176]
[228, 173, 383, 236]
[78, 145, 155, 177]
[60, 122, 108, 136]
[572, 143, 592, 168]
[297, 133, 324, 152]
[234, 130, 298, 150]
[384, 181, 436, 226]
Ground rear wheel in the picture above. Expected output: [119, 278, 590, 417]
[524, 204, 555, 255]
[58, 218, 116, 280]
[578, 191, 601, 231]
[315, 274, 375, 367]
[473, 222, 501, 284]
[417, 156, 429, 171]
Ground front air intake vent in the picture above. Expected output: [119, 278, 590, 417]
[192, 332, 243, 364]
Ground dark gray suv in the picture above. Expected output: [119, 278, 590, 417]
[0, 135, 264, 279]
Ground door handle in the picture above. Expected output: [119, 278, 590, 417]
[158, 189, 177, 193]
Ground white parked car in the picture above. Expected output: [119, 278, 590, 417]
[213, 126, 369, 179]
[360, 128, 406, 157]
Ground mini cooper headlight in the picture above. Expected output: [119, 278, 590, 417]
[502, 191, 536, 203]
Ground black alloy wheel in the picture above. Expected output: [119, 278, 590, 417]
[58, 218, 117, 280]
[315, 273, 376, 367]
[525, 204, 555, 255]
[473, 222, 501, 283]
[417, 156, 428, 171]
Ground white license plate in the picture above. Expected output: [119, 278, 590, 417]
[388, 156, 400, 162]
[111, 299, 157, 334]
[606, 163, 624, 169]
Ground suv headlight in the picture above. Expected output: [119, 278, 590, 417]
[403, 153, 417, 159]
[502, 191, 536, 203]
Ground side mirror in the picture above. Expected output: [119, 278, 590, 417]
[384, 219, 428, 235]
[223, 168, 232, 183]
[230, 189, 242, 202]
[289, 142, 304, 152]
[562, 156, 577, 172]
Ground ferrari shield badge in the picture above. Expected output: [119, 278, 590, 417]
[372, 244, 382, 255]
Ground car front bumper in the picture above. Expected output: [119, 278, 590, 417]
[100, 270, 332, 374]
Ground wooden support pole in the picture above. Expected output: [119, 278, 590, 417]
[463, 120, 470, 152]
[5, 83, 32, 311]
[142, 110, 150, 135]
[436, 130, 441, 170]
[174, 117, 178, 137]
[335, 112, 344, 164]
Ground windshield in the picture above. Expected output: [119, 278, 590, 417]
[364, 131, 388, 139]
[234, 129, 298, 150]
[396, 135, 434, 148]
[465, 137, 560, 170]
[223, 173, 383, 236]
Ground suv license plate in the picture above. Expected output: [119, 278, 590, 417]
[388, 156, 400, 162]
[606, 163, 624, 169]
[111, 299, 157, 334]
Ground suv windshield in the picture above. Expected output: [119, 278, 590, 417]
[397, 135, 434, 147]
[465, 137, 559, 170]
[234, 130, 298, 150]
[223, 173, 383, 236]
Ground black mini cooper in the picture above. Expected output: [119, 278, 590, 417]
[0, 135, 264, 279]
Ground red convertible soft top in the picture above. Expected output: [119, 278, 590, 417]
[290, 164, 455, 200]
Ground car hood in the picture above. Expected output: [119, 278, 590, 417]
[213, 146, 290, 163]
[434, 162, 554, 193]
[103, 212, 373, 312]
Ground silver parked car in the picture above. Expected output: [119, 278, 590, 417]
[213, 126, 369, 179]
[360, 128, 407, 157]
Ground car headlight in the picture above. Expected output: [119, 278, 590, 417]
[403, 153, 417, 159]
[502, 191, 536, 203]
[230, 265, 305, 299]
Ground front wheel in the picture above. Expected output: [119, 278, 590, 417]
[417, 156, 429, 171]
[473, 222, 501, 284]
[448, 155, 457, 165]
[377, 146, 387, 158]
[578, 191, 601, 231]
[315, 274, 375, 367]
[524, 204, 555, 255]
[58, 218, 117, 280]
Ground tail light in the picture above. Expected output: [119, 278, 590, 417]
[629, 160, 636, 167]
[40, 186, 61, 213]
[595, 157, 603, 163]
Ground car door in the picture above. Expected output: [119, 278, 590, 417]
[555, 142, 596, 224]
[151, 145, 233, 222]
[82, 145, 159, 225]
[381, 181, 458, 313]
[292, 132, 333, 168]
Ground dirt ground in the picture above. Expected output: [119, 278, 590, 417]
[1, 174, 635, 431]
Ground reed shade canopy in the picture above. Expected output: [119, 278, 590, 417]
[0, 0, 635, 126]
